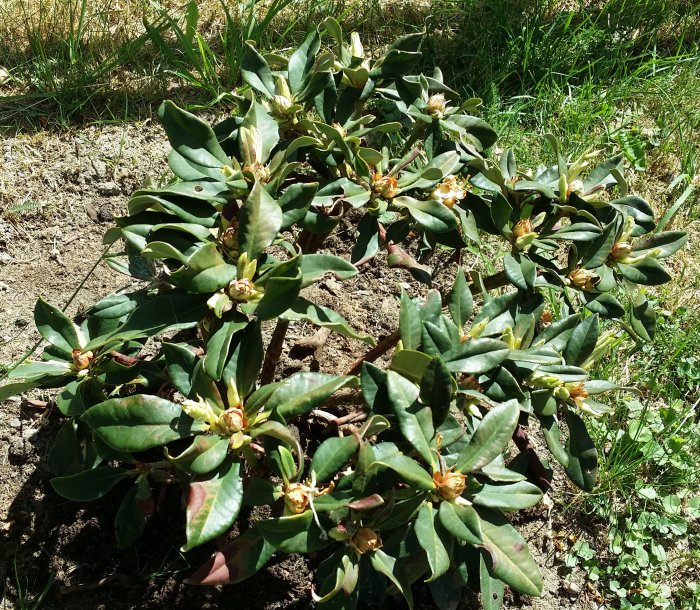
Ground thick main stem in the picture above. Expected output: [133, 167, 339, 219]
[260, 319, 290, 385]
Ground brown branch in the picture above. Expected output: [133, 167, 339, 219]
[513, 425, 552, 491]
[108, 351, 141, 367]
[260, 319, 290, 385]
[344, 329, 401, 376]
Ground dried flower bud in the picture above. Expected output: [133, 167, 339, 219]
[568, 268, 598, 291]
[352, 527, 382, 554]
[284, 483, 310, 514]
[221, 226, 239, 251]
[372, 173, 399, 199]
[433, 468, 466, 501]
[609, 242, 633, 262]
[431, 175, 467, 208]
[71, 349, 93, 371]
[512, 218, 534, 238]
[540, 310, 553, 325]
[427, 93, 447, 119]
[566, 382, 589, 408]
[567, 179, 584, 196]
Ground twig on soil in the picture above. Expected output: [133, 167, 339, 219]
[59, 573, 137, 595]
[344, 329, 401, 376]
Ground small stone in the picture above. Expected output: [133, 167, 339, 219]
[22, 427, 39, 441]
[8, 438, 28, 462]
[97, 206, 114, 222]
[562, 581, 582, 595]
[8, 417, 20, 428]
[85, 203, 99, 222]
[97, 181, 121, 196]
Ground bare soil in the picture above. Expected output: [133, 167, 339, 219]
[1, 122, 595, 609]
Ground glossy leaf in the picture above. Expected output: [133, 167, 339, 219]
[82, 395, 207, 452]
[239, 182, 283, 260]
[455, 400, 519, 473]
[442, 339, 511, 374]
[415, 504, 450, 582]
[50, 467, 130, 501]
[311, 435, 360, 483]
[183, 457, 244, 551]
[34, 297, 81, 356]
[268, 372, 358, 420]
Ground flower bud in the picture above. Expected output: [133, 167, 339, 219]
[71, 349, 93, 371]
[554, 385, 570, 400]
[540, 310, 553, 325]
[512, 218, 533, 238]
[227, 278, 256, 302]
[433, 468, 467, 501]
[352, 527, 382, 554]
[215, 407, 247, 435]
[427, 93, 447, 119]
[568, 268, 598, 291]
[284, 483, 310, 514]
[350, 32, 365, 58]
[609, 242, 633, 262]
[431, 175, 466, 208]
[271, 95, 293, 116]
[528, 371, 563, 388]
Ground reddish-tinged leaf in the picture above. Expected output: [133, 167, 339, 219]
[347, 494, 385, 510]
[185, 527, 275, 585]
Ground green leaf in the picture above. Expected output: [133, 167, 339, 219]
[351, 213, 380, 264]
[448, 267, 473, 328]
[480, 553, 505, 610]
[617, 258, 672, 285]
[222, 321, 264, 397]
[159, 101, 228, 179]
[563, 314, 599, 366]
[254, 256, 303, 320]
[415, 504, 450, 582]
[47, 420, 83, 476]
[241, 42, 275, 97]
[278, 182, 318, 229]
[370, 451, 436, 490]
[300, 254, 358, 287]
[115, 477, 150, 548]
[288, 30, 321, 94]
[630, 293, 656, 341]
[503, 253, 536, 291]
[393, 196, 458, 233]
[400, 290, 422, 351]
[631, 230, 687, 259]
[438, 502, 482, 545]
[370, 550, 414, 610]
[470, 481, 542, 511]
[281, 298, 375, 344]
[420, 356, 456, 416]
[163, 342, 198, 396]
[238, 182, 283, 260]
[34, 297, 81, 356]
[442, 339, 511, 374]
[50, 467, 130, 501]
[170, 243, 237, 293]
[455, 400, 519, 473]
[311, 436, 360, 483]
[250, 421, 304, 476]
[476, 507, 543, 596]
[185, 526, 276, 585]
[85, 293, 207, 350]
[390, 349, 433, 384]
[166, 435, 229, 475]
[183, 457, 244, 551]
[82, 395, 207, 452]
[267, 372, 358, 420]
[387, 371, 435, 469]
[203, 316, 249, 381]
[564, 409, 597, 491]
[258, 510, 332, 553]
